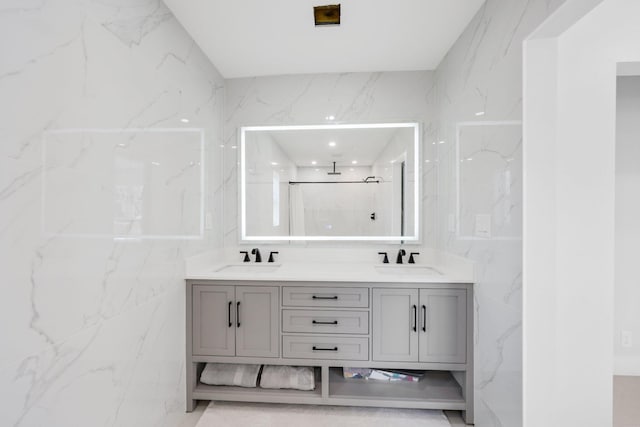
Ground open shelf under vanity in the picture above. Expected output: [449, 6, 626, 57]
[193, 365, 324, 404]
[327, 367, 465, 410]
[192, 363, 466, 411]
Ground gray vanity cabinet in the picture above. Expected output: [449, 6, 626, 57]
[193, 285, 235, 356]
[372, 288, 419, 361]
[192, 285, 279, 358]
[372, 288, 467, 364]
[187, 280, 474, 425]
[418, 288, 467, 364]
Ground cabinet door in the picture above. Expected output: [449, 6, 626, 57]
[235, 286, 279, 357]
[419, 289, 467, 363]
[192, 285, 235, 356]
[372, 288, 419, 362]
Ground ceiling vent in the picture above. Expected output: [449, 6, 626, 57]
[314, 4, 340, 26]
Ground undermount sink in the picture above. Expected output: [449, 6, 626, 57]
[214, 263, 282, 274]
[375, 264, 442, 275]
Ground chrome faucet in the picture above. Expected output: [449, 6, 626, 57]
[396, 249, 406, 264]
[251, 248, 262, 262]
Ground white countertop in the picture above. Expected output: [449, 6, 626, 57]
[186, 260, 474, 284]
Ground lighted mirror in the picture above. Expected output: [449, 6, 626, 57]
[240, 123, 420, 242]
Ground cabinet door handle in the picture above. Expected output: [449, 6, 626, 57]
[312, 295, 338, 300]
[228, 301, 232, 327]
[412, 304, 417, 332]
[422, 305, 427, 332]
[312, 346, 338, 351]
[312, 320, 338, 325]
[236, 301, 241, 327]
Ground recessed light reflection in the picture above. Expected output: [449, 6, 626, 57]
[438, 141, 446, 144]
[231, 145, 237, 149]
[151, 161, 161, 166]
[328, 141, 336, 147]
[311, 160, 317, 165]
[351, 160, 357, 164]
[475, 112, 485, 116]
[325, 115, 335, 120]
[180, 118, 190, 123]
[271, 162, 278, 166]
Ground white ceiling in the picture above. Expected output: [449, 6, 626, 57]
[164, 0, 486, 78]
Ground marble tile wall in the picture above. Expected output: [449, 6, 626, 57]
[223, 71, 436, 248]
[432, 0, 566, 425]
[0, 1, 575, 425]
[0, 1, 224, 425]
[244, 131, 295, 237]
[295, 166, 377, 237]
[371, 129, 417, 238]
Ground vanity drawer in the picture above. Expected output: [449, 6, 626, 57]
[282, 287, 369, 308]
[282, 310, 369, 334]
[282, 335, 369, 361]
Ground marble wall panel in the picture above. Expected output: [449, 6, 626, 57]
[42, 129, 204, 238]
[224, 71, 435, 247]
[0, 1, 224, 425]
[432, 1, 566, 425]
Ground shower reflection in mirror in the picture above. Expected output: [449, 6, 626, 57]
[240, 123, 420, 242]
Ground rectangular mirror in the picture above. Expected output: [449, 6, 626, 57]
[240, 123, 420, 242]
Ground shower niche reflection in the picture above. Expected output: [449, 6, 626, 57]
[239, 123, 420, 242]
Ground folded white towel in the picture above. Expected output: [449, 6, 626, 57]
[200, 363, 261, 388]
[259, 365, 315, 391]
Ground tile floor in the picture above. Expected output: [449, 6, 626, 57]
[177, 376, 639, 427]
[176, 402, 465, 427]
[614, 375, 640, 427]
[444, 410, 467, 426]
[177, 403, 207, 427]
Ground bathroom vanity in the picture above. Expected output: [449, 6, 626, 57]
[185, 262, 474, 424]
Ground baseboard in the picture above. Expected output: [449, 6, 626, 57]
[614, 356, 640, 376]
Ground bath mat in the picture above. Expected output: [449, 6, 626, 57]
[194, 401, 451, 427]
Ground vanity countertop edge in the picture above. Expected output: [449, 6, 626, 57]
[186, 261, 474, 284]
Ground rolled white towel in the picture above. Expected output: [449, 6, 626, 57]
[200, 363, 261, 388]
[259, 365, 315, 391]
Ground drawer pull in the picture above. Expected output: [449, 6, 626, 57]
[312, 320, 339, 325]
[228, 301, 232, 327]
[312, 295, 338, 300]
[312, 346, 338, 351]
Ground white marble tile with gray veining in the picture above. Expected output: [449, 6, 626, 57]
[432, 0, 566, 426]
[0, 1, 224, 426]
[223, 71, 435, 247]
